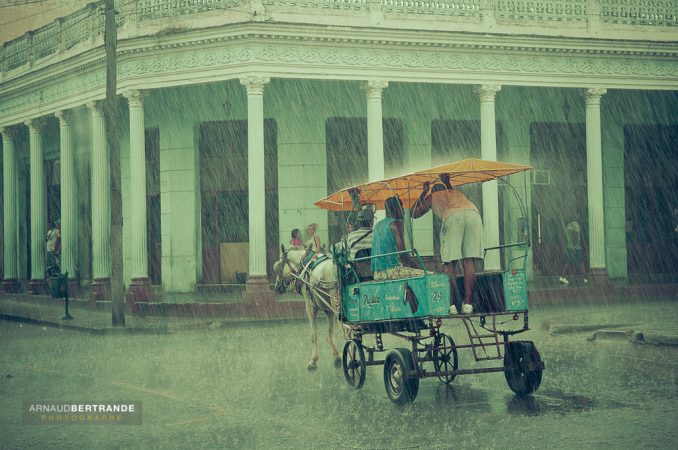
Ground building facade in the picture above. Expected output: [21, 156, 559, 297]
[1, 0, 677, 299]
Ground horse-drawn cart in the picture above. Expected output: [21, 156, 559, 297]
[317, 159, 545, 405]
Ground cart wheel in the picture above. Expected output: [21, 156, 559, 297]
[342, 339, 366, 390]
[383, 348, 419, 405]
[430, 333, 458, 384]
[504, 341, 543, 396]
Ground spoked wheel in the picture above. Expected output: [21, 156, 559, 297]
[342, 339, 366, 390]
[383, 348, 419, 405]
[429, 333, 458, 384]
[504, 341, 543, 396]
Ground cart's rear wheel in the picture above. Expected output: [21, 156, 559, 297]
[383, 348, 419, 405]
[504, 341, 543, 396]
[342, 339, 366, 390]
[430, 333, 458, 384]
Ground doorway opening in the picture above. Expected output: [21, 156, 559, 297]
[198, 120, 278, 284]
[530, 122, 587, 278]
[624, 124, 678, 281]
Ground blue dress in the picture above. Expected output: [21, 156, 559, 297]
[371, 217, 399, 272]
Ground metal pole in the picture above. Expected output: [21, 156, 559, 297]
[62, 271, 73, 320]
[105, 0, 125, 326]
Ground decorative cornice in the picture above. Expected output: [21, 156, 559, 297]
[475, 84, 502, 102]
[1, 26, 677, 123]
[3, 27, 677, 95]
[113, 30, 678, 58]
[55, 109, 73, 126]
[239, 76, 269, 95]
[361, 80, 388, 99]
[116, 42, 678, 81]
[124, 89, 146, 107]
[584, 87, 607, 105]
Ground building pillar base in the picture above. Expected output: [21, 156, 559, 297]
[67, 279, 80, 298]
[127, 277, 153, 303]
[29, 279, 48, 295]
[3, 279, 21, 293]
[90, 277, 111, 303]
[242, 275, 276, 318]
[588, 268, 612, 292]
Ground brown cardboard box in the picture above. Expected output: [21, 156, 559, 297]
[220, 242, 248, 283]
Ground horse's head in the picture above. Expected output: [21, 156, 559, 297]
[273, 244, 298, 294]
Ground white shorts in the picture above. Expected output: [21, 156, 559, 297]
[440, 209, 484, 262]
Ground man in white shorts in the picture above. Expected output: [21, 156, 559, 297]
[412, 174, 484, 315]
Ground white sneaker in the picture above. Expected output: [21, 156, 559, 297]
[461, 304, 473, 315]
[449, 305, 458, 315]
[584, 278, 588, 283]
[558, 276, 570, 285]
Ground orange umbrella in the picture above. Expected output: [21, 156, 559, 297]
[315, 158, 531, 211]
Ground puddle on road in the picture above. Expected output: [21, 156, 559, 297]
[506, 389, 627, 416]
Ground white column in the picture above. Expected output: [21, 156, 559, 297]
[87, 101, 110, 280]
[585, 88, 607, 271]
[26, 119, 46, 281]
[240, 76, 270, 278]
[477, 84, 502, 271]
[2, 127, 18, 282]
[125, 90, 148, 280]
[56, 110, 77, 277]
[362, 80, 388, 183]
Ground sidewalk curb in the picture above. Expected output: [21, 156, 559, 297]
[547, 323, 633, 336]
[586, 329, 678, 346]
[0, 313, 168, 335]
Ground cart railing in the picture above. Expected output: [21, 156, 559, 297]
[483, 241, 528, 272]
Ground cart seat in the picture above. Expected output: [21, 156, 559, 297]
[351, 249, 373, 281]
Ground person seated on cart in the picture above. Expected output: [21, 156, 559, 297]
[371, 196, 425, 281]
[339, 205, 375, 260]
[412, 174, 483, 315]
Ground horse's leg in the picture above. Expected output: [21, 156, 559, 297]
[304, 291, 319, 370]
[324, 309, 341, 368]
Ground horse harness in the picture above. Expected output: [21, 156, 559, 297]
[287, 249, 338, 313]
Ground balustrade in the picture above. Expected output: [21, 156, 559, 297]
[381, 0, 480, 17]
[495, 0, 587, 22]
[63, 6, 97, 51]
[601, 0, 677, 26]
[261, 0, 368, 10]
[32, 23, 60, 61]
[136, 0, 247, 21]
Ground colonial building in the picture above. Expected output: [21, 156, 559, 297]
[1, 0, 677, 302]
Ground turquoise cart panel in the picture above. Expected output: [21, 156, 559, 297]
[503, 270, 528, 311]
[342, 274, 450, 323]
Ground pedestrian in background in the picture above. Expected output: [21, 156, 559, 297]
[559, 219, 588, 285]
[46, 219, 61, 275]
[290, 228, 303, 247]
[305, 223, 322, 252]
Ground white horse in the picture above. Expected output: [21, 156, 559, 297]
[273, 245, 341, 370]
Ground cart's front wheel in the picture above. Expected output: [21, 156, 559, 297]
[342, 339, 366, 390]
[504, 341, 543, 396]
[383, 348, 419, 405]
[430, 333, 458, 384]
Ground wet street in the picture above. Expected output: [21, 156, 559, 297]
[1, 303, 677, 449]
